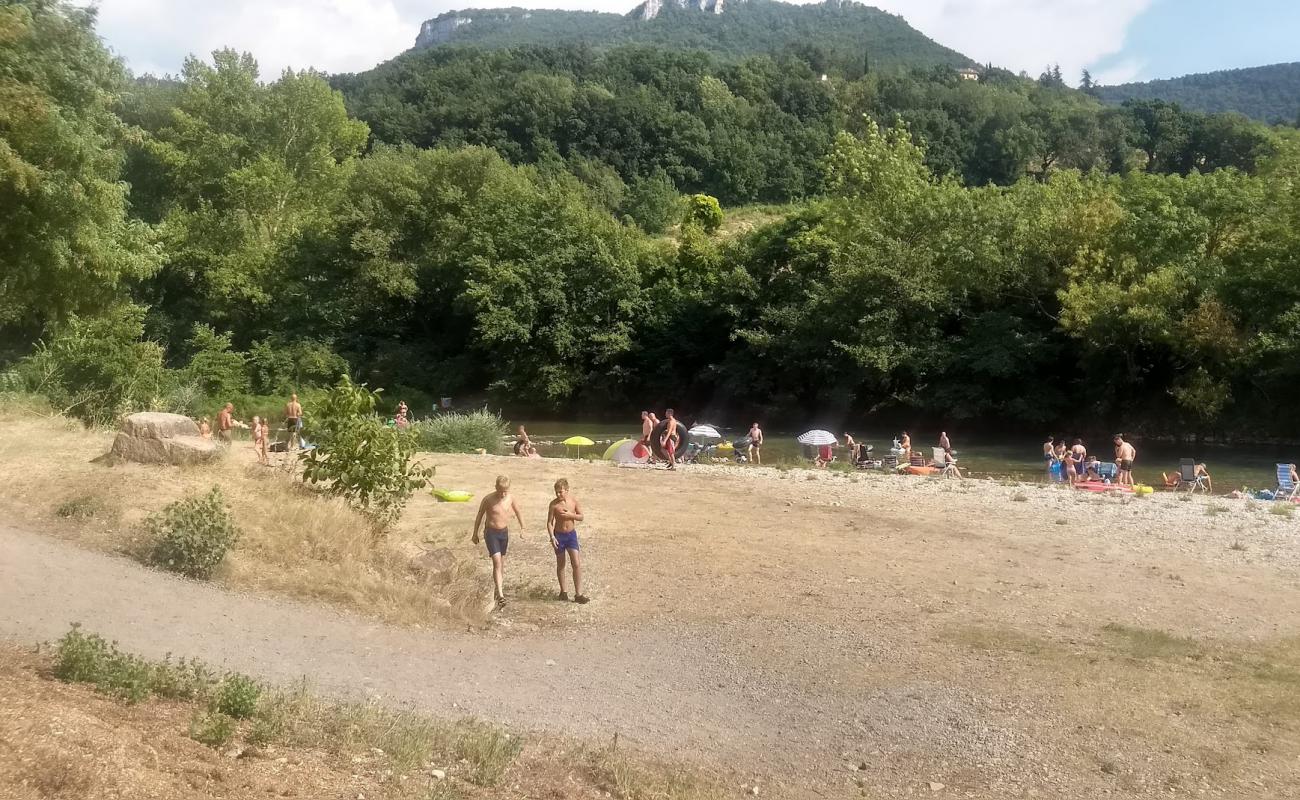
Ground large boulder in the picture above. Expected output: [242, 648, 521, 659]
[106, 412, 220, 466]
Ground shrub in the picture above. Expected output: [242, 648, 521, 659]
[17, 306, 166, 425]
[621, 169, 681, 234]
[189, 711, 236, 747]
[182, 324, 249, 399]
[54, 624, 153, 704]
[147, 487, 241, 579]
[301, 375, 432, 527]
[412, 411, 507, 454]
[214, 673, 261, 719]
[684, 193, 724, 233]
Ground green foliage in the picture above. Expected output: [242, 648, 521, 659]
[182, 324, 249, 399]
[247, 337, 348, 395]
[412, 411, 507, 454]
[301, 376, 432, 526]
[684, 194, 724, 233]
[623, 170, 682, 233]
[17, 306, 166, 425]
[213, 673, 261, 719]
[1095, 63, 1300, 124]
[0, 0, 159, 335]
[189, 711, 236, 747]
[146, 487, 241, 580]
[54, 624, 216, 704]
[410, 2, 970, 72]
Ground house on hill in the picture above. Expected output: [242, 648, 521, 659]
[957, 67, 981, 81]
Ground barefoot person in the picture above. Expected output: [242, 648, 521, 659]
[1114, 434, 1137, 486]
[547, 478, 589, 604]
[216, 402, 241, 445]
[283, 393, 303, 449]
[472, 476, 525, 609]
[747, 422, 764, 464]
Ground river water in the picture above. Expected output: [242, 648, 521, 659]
[511, 421, 1297, 495]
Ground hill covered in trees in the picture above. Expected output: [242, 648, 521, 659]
[1095, 62, 1300, 124]
[8, 0, 1300, 437]
[412, 0, 972, 73]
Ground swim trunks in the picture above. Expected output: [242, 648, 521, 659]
[484, 527, 509, 556]
[553, 530, 580, 552]
[1119, 459, 1134, 471]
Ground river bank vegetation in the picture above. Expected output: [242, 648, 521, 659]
[4, 0, 1300, 437]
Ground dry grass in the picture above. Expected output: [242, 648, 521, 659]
[0, 410, 486, 627]
[1, 643, 727, 800]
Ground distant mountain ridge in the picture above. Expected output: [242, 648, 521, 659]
[1095, 62, 1300, 124]
[412, 0, 972, 71]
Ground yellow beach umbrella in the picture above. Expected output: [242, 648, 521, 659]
[563, 435, 595, 458]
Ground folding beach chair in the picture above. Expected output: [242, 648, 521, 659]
[933, 447, 960, 478]
[1276, 464, 1299, 501]
[1177, 458, 1208, 494]
[1096, 462, 1118, 483]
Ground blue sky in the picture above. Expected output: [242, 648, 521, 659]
[84, 0, 1297, 85]
[1091, 0, 1300, 85]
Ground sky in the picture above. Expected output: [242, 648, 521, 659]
[85, 0, 1300, 85]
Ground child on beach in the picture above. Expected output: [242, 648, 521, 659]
[258, 418, 270, 465]
[547, 478, 589, 604]
[472, 476, 525, 609]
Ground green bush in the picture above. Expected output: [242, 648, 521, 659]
[684, 193, 724, 233]
[214, 673, 261, 719]
[17, 306, 166, 425]
[189, 711, 236, 747]
[147, 487, 241, 580]
[54, 624, 154, 704]
[622, 169, 682, 234]
[412, 411, 507, 454]
[301, 375, 432, 526]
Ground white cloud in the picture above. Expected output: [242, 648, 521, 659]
[87, 0, 1151, 81]
[866, 0, 1155, 82]
[1091, 58, 1146, 86]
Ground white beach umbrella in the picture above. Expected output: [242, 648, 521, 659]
[688, 424, 722, 439]
[796, 429, 837, 446]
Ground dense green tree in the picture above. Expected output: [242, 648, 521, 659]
[0, 0, 158, 342]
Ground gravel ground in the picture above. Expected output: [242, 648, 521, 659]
[5, 453, 1300, 798]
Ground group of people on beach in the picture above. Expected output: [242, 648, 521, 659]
[1042, 434, 1139, 486]
[471, 474, 589, 609]
[196, 395, 304, 465]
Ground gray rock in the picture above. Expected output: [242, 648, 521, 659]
[105, 412, 220, 466]
[120, 411, 200, 439]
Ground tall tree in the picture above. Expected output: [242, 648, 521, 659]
[0, 0, 158, 343]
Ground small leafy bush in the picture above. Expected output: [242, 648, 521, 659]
[147, 487, 241, 579]
[301, 376, 432, 527]
[1270, 503, 1295, 517]
[214, 673, 261, 718]
[412, 410, 506, 454]
[189, 711, 236, 747]
[684, 193, 724, 233]
[54, 624, 153, 703]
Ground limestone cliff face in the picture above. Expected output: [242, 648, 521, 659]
[415, 9, 535, 48]
[637, 0, 733, 21]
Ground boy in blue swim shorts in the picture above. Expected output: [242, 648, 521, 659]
[547, 478, 589, 604]
[473, 475, 525, 609]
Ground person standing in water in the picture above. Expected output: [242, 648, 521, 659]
[747, 422, 764, 464]
[547, 478, 589, 604]
[472, 476, 525, 609]
[938, 431, 950, 451]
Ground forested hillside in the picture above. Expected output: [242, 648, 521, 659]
[413, 0, 971, 73]
[1096, 62, 1300, 124]
[5, 0, 1300, 437]
[337, 46, 1278, 205]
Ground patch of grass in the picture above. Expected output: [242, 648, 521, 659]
[412, 411, 507, 455]
[1012, 492, 1028, 502]
[590, 746, 721, 800]
[189, 710, 236, 747]
[1269, 503, 1295, 517]
[55, 494, 111, 520]
[1206, 504, 1229, 516]
[943, 626, 1056, 656]
[827, 460, 854, 474]
[805, 473, 818, 481]
[1230, 540, 1247, 551]
[1179, 494, 1193, 502]
[1101, 622, 1202, 660]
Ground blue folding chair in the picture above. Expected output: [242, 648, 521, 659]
[1276, 464, 1299, 501]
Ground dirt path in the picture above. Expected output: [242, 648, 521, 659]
[0, 523, 831, 793]
[7, 439, 1300, 797]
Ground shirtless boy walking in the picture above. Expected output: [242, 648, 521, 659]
[547, 478, 589, 604]
[472, 476, 525, 609]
